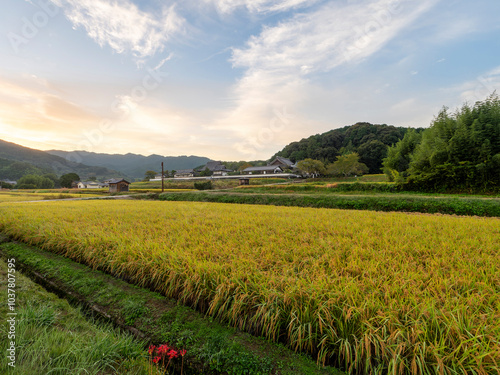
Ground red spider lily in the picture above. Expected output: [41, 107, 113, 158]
[153, 356, 161, 363]
[180, 349, 187, 357]
[168, 349, 178, 359]
[157, 344, 170, 354]
[148, 345, 156, 355]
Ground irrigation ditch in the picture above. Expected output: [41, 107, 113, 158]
[0, 235, 342, 375]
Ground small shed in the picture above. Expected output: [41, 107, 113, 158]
[108, 178, 130, 193]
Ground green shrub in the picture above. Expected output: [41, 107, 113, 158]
[194, 181, 212, 190]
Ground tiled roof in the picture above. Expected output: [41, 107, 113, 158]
[107, 178, 130, 184]
[243, 165, 282, 172]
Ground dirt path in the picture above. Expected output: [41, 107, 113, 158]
[11, 195, 136, 203]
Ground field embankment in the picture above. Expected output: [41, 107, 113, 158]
[0, 200, 498, 373]
[0, 248, 149, 374]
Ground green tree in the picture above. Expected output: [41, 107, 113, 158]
[406, 93, 500, 191]
[383, 129, 422, 181]
[238, 162, 253, 172]
[296, 159, 326, 177]
[16, 174, 54, 189]
[60, 173, 80, 188]
[42, 173, 60, 188]
[199, 168, 213, 177]
[327, 153, 369, 177]
[357, 140, 388, 174]
[144, 170, 157, 181]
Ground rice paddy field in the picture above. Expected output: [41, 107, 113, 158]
[0, 200, 499, 374]
[0, 191, 103, 202]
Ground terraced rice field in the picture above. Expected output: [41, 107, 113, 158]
[0, 200, 498, 374]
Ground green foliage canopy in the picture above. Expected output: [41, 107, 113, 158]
[16, 174, 55, 189]
[327, 153, 369, 177]
[386, 94, 500, 192]
[144, 170, 157, 180]
[59, 173, 80, 188]
[296, 159, 326, 177]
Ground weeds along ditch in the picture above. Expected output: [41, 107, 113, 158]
[0, 200, 499, 373]
[0, 251, 150, 375]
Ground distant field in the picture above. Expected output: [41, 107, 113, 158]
[0, 200, 498, 374]
[304, 174, 389, 183]
[130, 177, 290, 190]
[0, 191, 104, 202]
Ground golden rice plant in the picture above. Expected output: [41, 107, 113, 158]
[0, 200, 498, 374]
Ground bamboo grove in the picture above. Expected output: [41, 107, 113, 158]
[0, 200, 498, 374]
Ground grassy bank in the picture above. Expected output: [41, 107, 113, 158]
[0, 252, 149, 374]
[0, 239, 340, 375]
[155, 191, 500, 217]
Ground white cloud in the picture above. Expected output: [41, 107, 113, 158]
[232, 0, 439, 74]
[457, 66, 500, 104]
[50, 0, 185, 58]
[206, 0, 439, 158]
[203, 0, 316, 14]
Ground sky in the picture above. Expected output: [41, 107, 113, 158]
[1, 0, 500, 161]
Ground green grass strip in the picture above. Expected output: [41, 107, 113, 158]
[0, 255, 148, 375]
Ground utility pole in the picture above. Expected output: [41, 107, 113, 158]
[161, 162, 164, 193]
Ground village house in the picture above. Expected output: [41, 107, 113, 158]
[174, 169, 197, 178]
[198, 161, 232, 176]
[243, 165, 283, 175]
[268, 156, 296, 171]
[77, 181, 107, 189]
[107, 178, 130, 193]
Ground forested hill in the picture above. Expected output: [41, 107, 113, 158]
[273, 122, 424, 173]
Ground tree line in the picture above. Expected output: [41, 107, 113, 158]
[10, 173, 81, 189]
[384, 94, 500, 192]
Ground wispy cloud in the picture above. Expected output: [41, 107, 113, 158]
[232, 0, 439, 75]
[456, 66, 500, 103]
[202, 0, 317, 14]
[50, 0, 185, 58]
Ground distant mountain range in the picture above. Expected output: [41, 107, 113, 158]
[0, 139, 213, 181]
[46, 150, 213, 179]
[0, 139, 122, 181]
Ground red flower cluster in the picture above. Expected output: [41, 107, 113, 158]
[148, 342, 187, 373]
[157, 344, 170, 355]
[168, 349, 178, 359]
